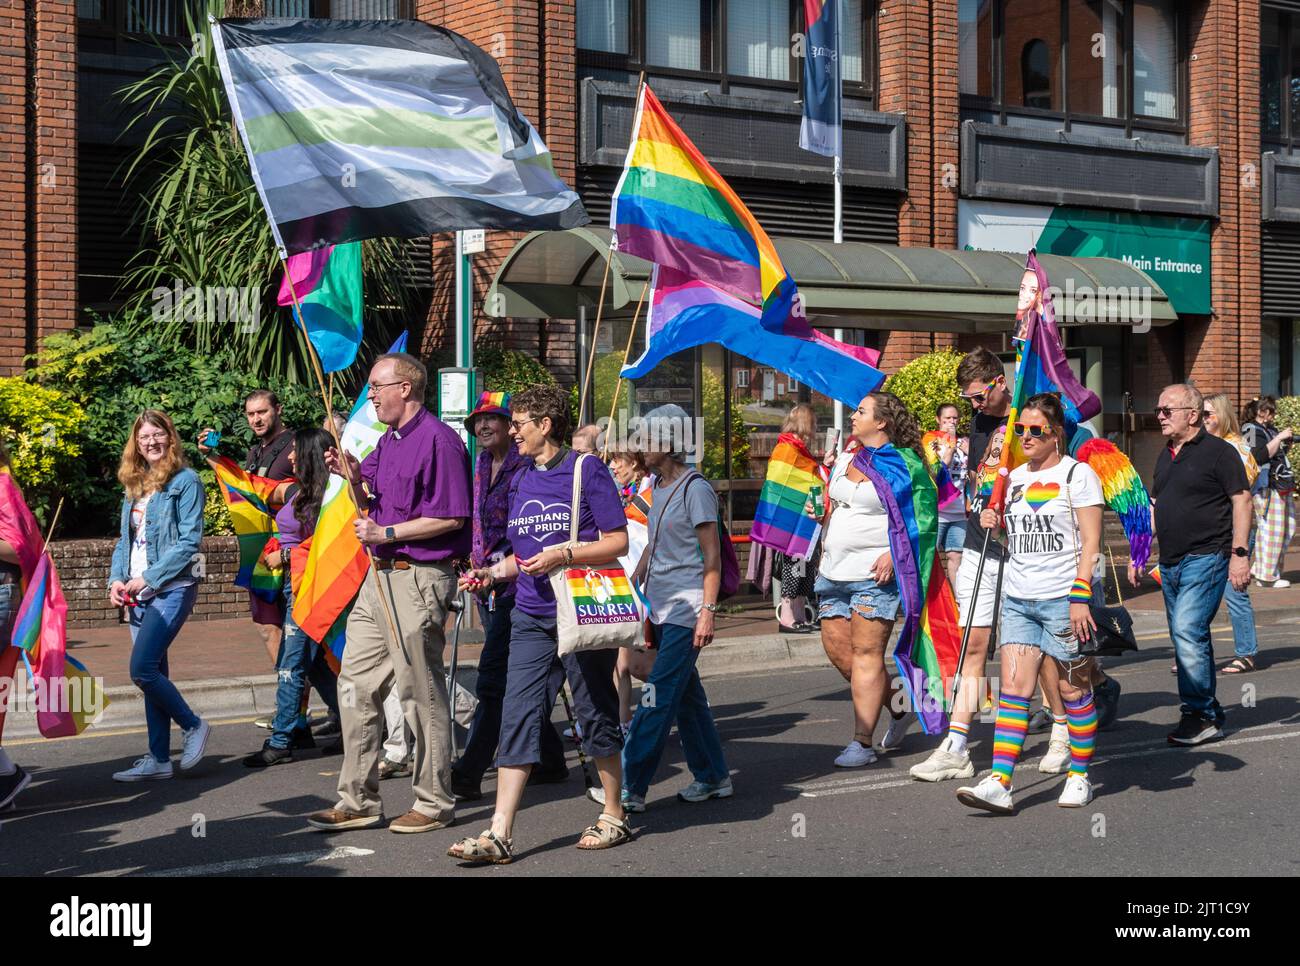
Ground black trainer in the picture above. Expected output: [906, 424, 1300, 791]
[1168, 713, 1223, 746]
[291, 727, 317, 750]
[1094, 675, 1122, 731]
[450, 771, 483, 801]
[0, 765, 31, 810]
[244, 744, 295, 768]
[311, 714, 341, 738]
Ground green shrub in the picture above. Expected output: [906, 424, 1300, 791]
[0, 378, 91, 528]
[883, 349, 971, 434]
[1275, 396, 1300, 433]
[477, 347, 556, 397]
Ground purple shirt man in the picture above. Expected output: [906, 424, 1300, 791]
[361, 407, 472, 561]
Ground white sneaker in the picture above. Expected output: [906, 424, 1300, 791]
[956, 774, 1014, 814]
[1058, 773, 1093, 807]
[879, 714, 912, 752]
[1038, 735, 1071, 774]
[179, 719, 211, 771]
[678, 777, 733, 803]
[833, 740, 877, 768]
[909, 736, 976, 782]
[113, 756, 174, 783]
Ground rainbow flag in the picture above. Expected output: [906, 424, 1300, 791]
[854, 444, 961, 735]
[292, 475, 369, 645]
[277, 241, 364, 373]
[210, 456, 285, 603]
[566, 568, 641, 627]
[290, 535, 350, 672]
[1076, 438, 1154, 570]
[921, 431, 965, 512]
[750, 434, 825, 559]
[611, 84, 802, 331]
[10, 552, 54, 653]
[621, 266, 884, 408]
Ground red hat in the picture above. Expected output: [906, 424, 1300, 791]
[464, 390, 512, 432]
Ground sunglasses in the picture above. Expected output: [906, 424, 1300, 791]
[1012, 422, 1050, 439]
[1154, 406, 1196, 418]
[960, 377, 1001, 405]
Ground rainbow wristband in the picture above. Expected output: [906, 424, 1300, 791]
[1070, 578, 1092, 603]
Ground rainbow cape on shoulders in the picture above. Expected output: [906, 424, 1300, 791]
[210, 456, 285, 602]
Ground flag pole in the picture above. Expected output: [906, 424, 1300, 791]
[577, 240, 614, 427]
[281, 257, 407, 661]
[832, 0, 843, 245]
[39, 498, 65, 556]
[600, 277, 651, 461]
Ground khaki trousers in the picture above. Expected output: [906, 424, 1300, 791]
[335, 561, 456, 820]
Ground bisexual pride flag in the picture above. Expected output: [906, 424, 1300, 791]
[277, 241, 363, 373]
[800, 0, 842, 158]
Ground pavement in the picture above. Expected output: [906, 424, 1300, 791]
[2, 611, 1297, 877]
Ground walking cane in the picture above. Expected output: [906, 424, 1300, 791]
[948, 468, 1009, 713]
[446, 592, 466, 759]
[557, 682, 596, 792]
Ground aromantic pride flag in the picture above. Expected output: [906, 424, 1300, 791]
[277, 241, 364, 373]
[210, 18, 588, 256]
[854, 443, 962, 736]
[749, 433, 827, 559]
[210, 456, 285, 602]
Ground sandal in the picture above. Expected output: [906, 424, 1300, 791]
[1220, 656, 1256, 675]
[447, 829, 514, 865]
[576, 812, 633, 851]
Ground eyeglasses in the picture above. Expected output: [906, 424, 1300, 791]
[509, 417, 541, 431]
[960, 377, 1001, 405]
[1154, 406, 1196, 418]
[366, 380, 407, 397]
[136, 433, 169, 445]
[1012, 422, 1050, 439]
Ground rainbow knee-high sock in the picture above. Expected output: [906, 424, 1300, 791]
[990, 693, 1032, 787]
[1065, 692, 1098, 777]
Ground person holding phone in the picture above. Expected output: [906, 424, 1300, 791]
[956, 393, 1105, 813]
[1240, 396, 1295, 588]
[109, 410, 210, 782]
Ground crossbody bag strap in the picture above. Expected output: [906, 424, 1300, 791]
[1065, 460, 1080, 570]
[569, 453, 589, 546]
[644, 469, 697, 594]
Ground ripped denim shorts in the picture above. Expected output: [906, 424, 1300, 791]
[998, 594, 1080, 662]
[814, 574, 901, 622]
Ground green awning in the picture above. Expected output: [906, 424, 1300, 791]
[485, 227, 1178, 332]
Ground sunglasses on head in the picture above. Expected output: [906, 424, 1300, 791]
[1012, 422, 1050, 439]
[960, 377, 1000, 404]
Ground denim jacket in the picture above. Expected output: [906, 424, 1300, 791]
[109, 468, 205, 590]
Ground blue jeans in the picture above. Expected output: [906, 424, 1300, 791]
[1221, 580, 1258, 660]
[622, 621, 729, 798]
[1160, 553, 1228, 725]
[128, 584, 200, 763]
[269, 580, 340, 750]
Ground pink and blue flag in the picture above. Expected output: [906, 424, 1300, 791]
[800, 1, 842, 158]
[278, 241, 364, 373]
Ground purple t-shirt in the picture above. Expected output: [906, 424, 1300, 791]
[275, 489, 308, 554]
[360, 407, 472, 562]
[508, 450, 627, 617]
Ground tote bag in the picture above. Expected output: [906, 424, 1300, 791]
[552, 454, 644, 656]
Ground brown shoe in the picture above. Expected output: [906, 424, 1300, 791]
[306, 808, 384, 831]
[389, 809, 455, 834]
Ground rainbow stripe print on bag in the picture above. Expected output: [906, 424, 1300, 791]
[566, 568, 641, 626]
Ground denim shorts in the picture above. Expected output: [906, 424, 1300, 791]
[998, 595, 1080, 662]
[937, 519, 967, 552]
[814, 573, 901, 622]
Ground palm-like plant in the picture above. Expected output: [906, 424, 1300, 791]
[116, 0, 414, 383]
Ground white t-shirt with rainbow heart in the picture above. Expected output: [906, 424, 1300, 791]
[1002, 455, 1104, 600]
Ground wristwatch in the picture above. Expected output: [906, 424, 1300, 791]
[1232, 546, 1249, 557]
[385, 526, 397, 543]
[702, 603, 720, 613]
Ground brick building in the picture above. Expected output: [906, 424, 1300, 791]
[2, 0, 1297, 511]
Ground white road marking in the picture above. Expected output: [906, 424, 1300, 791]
[135, 846, 374, 878]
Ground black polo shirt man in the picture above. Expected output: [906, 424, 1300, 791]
[1144, 385, 1251, 747]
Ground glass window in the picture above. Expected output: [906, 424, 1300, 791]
[842, 0, 866, 84]
[1261, 7, 1283, 139]
[727, 0, 791, 80]
[959, 0, 995, 97]
[1291, 19, 1300, 141]
[1003, 0, 1061, 110]
[76, 0, 104, 19]
[1262, 317, 1282, 396]
[577, 0, 630, 55]
[1132, 0, 1177, 119]
[648, 0, 708, 71]
[1067, 0, 1122, 118]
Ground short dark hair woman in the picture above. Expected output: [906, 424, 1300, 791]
[959, 393, 1104, 814]
[109, 410, 210, 781]
[448, 384, 632, 863]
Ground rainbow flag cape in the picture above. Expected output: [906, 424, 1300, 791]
[750, 434, 825, 559]
[290, 535, 349, 673]
[1076, 438, 1154, 570]
[210, 456, 285, 602]
[621, 266, 884, 408]
[292, 475, 369, 645]
[921, 431, 965, 512]
[854, 444, 961, 735]
[343, 332, 408, 461]
[277, 241, 364, 373]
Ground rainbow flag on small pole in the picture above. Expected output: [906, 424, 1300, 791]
[292, 475, 369, 646]
[210, 456, 285, 602]
[750, 434, 825, 559]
